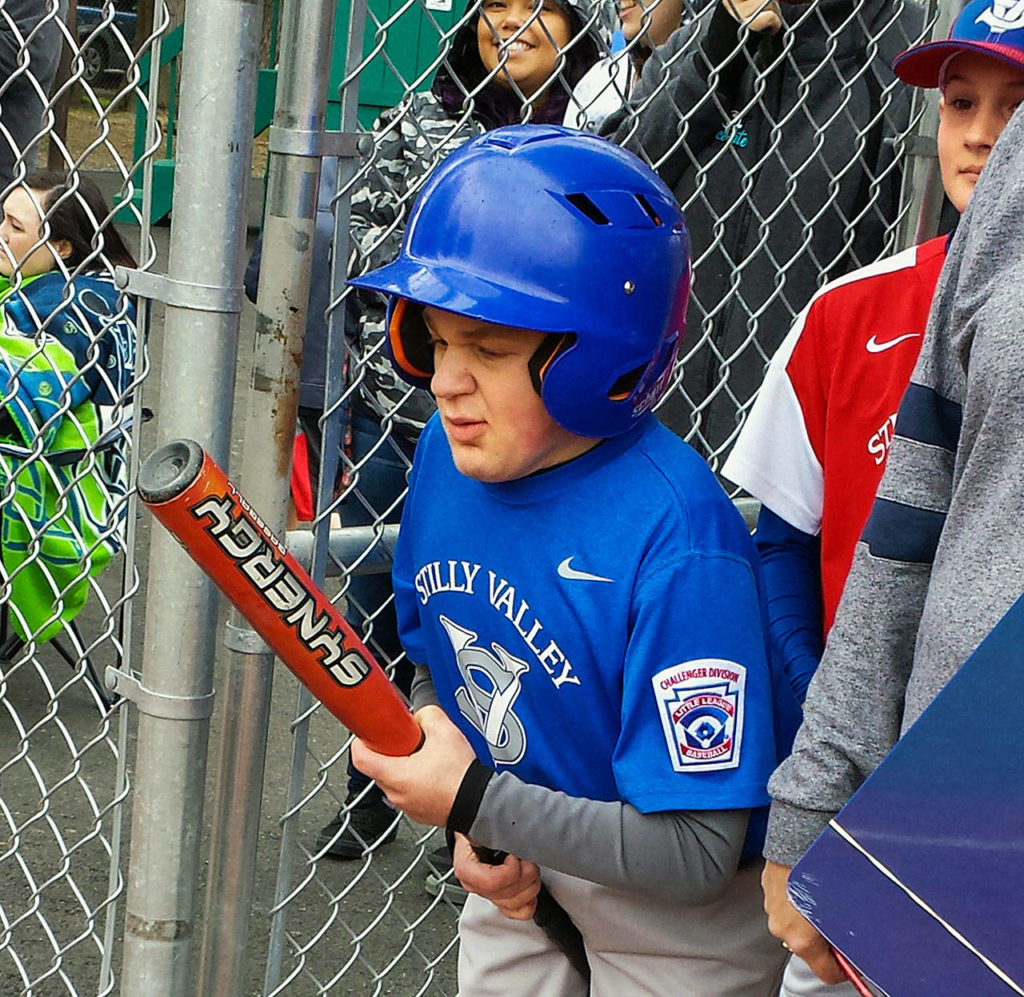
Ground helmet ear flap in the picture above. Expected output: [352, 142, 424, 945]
[528, 332, 575, 396]
[387, 298, 434, 387]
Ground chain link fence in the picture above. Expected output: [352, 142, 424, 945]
[249, 1, 951, 995]
[0, 0, 964, 994]
[0, 0, 168, 994]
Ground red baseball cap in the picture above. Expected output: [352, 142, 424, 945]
[893, 0, 1024, 88]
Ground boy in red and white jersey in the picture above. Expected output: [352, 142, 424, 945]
[725, 3, 1024, 994]
[724, 0, 1024, 696]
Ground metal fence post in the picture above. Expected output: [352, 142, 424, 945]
[898, 0, 963, 248]
[195, 1, 337, 993]
[262, 1, 371, 986]
[120, 0, 262, 993]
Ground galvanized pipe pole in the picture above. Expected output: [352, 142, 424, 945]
[195, 1, 337, 993]
[119, 0, 262, 993]
[263, 0, 370, 986]
[897, 0, 962, 249]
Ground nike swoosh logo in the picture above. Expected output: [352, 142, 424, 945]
[866, 333, 921, 354]
[557, 557, 614, 583]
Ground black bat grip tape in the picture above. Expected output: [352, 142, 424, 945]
[473, 845, 507, 865]
[535, 887, 591, 982]
[470, 844, 590, 983]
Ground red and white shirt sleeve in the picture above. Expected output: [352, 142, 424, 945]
[724, 239, 946, 629]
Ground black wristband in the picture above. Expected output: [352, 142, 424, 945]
[446, 758, 494, 837]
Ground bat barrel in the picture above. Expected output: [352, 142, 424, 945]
[138, 438, 423, 757]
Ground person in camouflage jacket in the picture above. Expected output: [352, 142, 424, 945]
[346, 0, 609, 440]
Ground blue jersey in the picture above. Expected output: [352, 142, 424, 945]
[395, 414, 779, 814]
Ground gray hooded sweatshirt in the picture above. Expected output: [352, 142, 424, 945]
[610, 0, 924, 460]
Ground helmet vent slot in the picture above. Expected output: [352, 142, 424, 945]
[565, 193, 610, 226]
[634, 194, 663, 226]
[607, 364, 644, 402]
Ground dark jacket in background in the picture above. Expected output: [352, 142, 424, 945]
[610, 0, 926, 462]
[0, 0, 68, 189]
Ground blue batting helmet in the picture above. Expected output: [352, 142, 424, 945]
[349, 124, 691, 439]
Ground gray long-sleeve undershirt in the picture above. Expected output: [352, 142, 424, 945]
[411, 666, 751, 904]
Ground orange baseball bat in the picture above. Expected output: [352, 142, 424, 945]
[137, 439, 422, 757]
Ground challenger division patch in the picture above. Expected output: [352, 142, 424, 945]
[652, 659, 746, 772]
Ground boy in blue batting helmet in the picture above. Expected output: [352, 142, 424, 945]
[352, 124, 793, 996]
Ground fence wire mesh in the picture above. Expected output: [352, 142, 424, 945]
[0, 0, 958, 993]
[0, 0, 164, 994]
[253, 1, 945, 996]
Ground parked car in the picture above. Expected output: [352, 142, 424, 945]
[76, 2, 137, 84]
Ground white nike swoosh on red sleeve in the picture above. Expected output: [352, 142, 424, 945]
[866, 333, 922, 353]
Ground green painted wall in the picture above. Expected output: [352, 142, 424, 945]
[326, 0, 467, 130]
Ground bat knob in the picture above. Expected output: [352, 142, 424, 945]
[138, 439, 206, 504]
